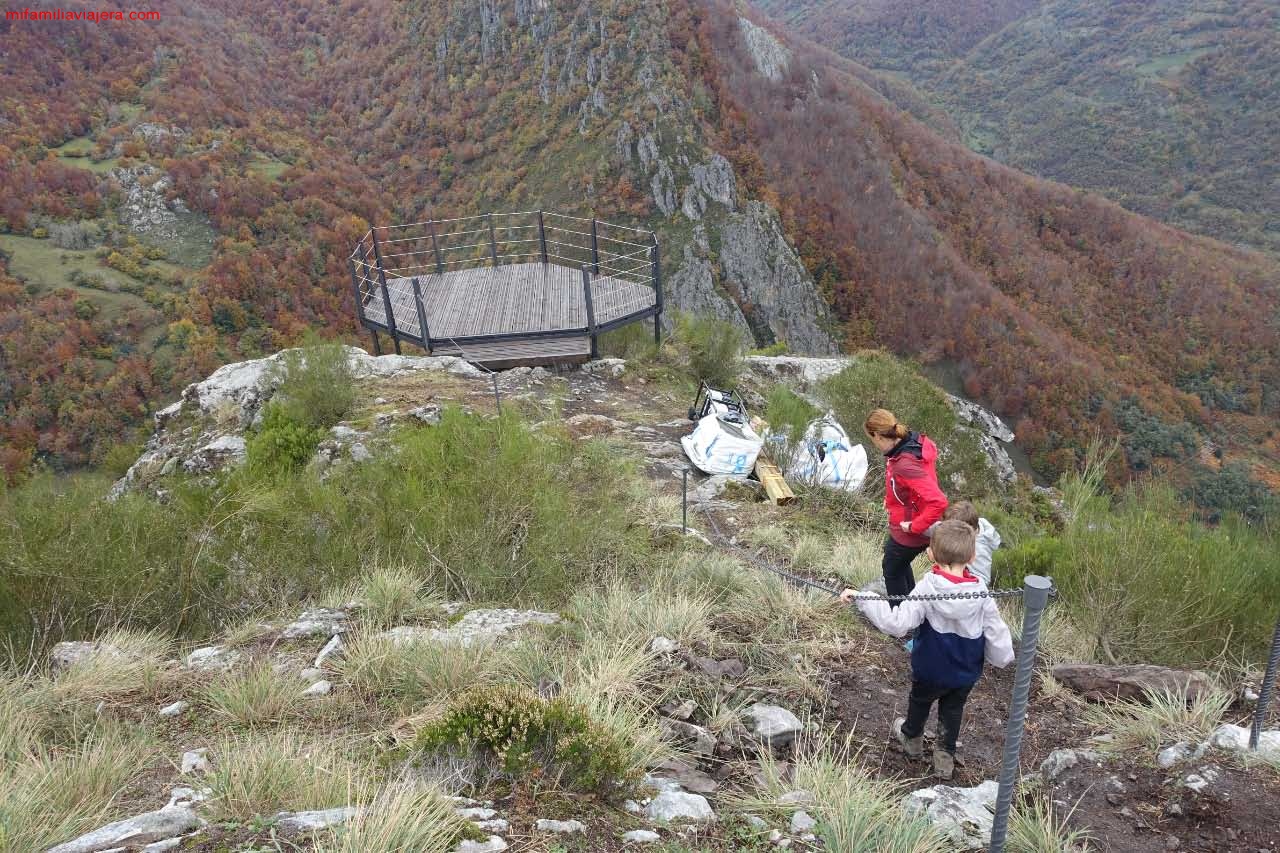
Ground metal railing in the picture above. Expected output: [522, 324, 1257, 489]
[349, 210, 663, 358]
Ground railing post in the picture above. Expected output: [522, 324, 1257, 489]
[411, 277, 431, 354]
[590, 217, 600, 275]
[429, 220, 443, 275]
[581, 265, 598, 360]
[1250, 613, 1280, 750]
[348, 257, 365, 323]
[682, 468, 689, 534]
[537, 210, 548, 264]
[369, 228, 401, 355]
[989, 576, 1054, 853]
[488, 214, 498, 267]
[651, 233, 663, 345]
[370, 330, 382, 356]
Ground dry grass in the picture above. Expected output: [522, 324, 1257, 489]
[48, 628, 172, 705]
[203, 663, 304, 727]
[1082, 687, 1232, 753]
[825, 533, 883, 588]
[207, 730, 372, 818]
[740, 733, 947, 852]
[312, 783, 468, 852]
[1008, 794, 1093, 852]
[568, 577, 714, 649]
[338, 632, 496, 712]
[327, 563, 443, 630]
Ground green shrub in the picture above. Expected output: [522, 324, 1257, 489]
[245, 402, 324, 477]
[750, 341, 789, 356]
[991, 537, 1066, 590]
[268, 339, 356, 430]
[765, 385, 820, 443]
[673, 313, 744, 387]
[412, 685, 641, 795]
[0, 409, 642, 651]
[1023, 476, 1280, 668]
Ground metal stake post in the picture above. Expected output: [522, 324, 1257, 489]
[1250, 613, 1280, 749]
[989, 575, 1054, 853]
[650, 234, 663, 345]
[682, 468, 689, 535]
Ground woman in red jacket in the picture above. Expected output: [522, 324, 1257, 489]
[865, 409, 949, 609]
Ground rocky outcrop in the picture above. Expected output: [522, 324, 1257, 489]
[737, 17, 791, 83]
[46, 804, 201, 853]
[903, 780, 998, 850]
[379, 608, 560, 648]
[1051, 663, 1216, 703]
[108, 348, 483, 498]
[718, 202, 838, 355]
[110, 164, 194, 240]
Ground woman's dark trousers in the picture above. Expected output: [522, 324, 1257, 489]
[883, 537, 927, 608]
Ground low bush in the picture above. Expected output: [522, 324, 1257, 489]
[0, 409, 643, 652]
[267, 339, 356, 430]
[673, 312, 744, 387]
[412, 685, 643, 796]
[765, 385, 820, 443]
[244, 402, 325, 478]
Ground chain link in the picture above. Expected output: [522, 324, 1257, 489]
[696, 500, 1056, 603]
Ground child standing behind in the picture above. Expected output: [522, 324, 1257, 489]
[840, 520, 1014, 779]
[936, 500, 1002, 584]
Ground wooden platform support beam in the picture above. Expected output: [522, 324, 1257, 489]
[370, 229, 401, 355]
[755, 457, 796, 506]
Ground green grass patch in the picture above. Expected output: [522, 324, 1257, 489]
[51, 135, 122, 175]
[248, 153, 291, 181]
[0, 407, 645, 653]
[764, 385, 820, 443]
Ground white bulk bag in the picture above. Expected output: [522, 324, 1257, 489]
[787, 412, 868, 491]
[681, 413, 764, 475]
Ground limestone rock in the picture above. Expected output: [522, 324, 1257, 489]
[381, 608, 559, 647]
[302, 680, 332, 697]
[535, 819, 586, 834]
[581, 358, 626, 379]
[158, 701, 189, 718]
[564, 413, 625, 437]
[946, 394, 1015, 443]
[1050, 663, 1215, 703]
[281, 608, 348, 640]
[744, 355, 849, 387]
[1039, 748, 1101, 780]
[184, 645, 241, 672]
[314, 634, 345, 667]
[1157, 742, 1196, 768]
[744, 703, 804, 746]
[718, 202, 838, 355]
[645, 790, 715, 822]
[50, 641, 129, 673]
[902, 780, 999, 850]
[454, 836, 508, 853]
[46, 804, 201, 853]
[409, 404, 442, 424]
[737, 17, 791, 82]
[179, 748, 209, 775]
[1203, 723, 1280, 760]
[790, 810, 816, 833]
[274, 807, 360, 833]
[660, 719, 717, 757]
[650, 636, 678, 654]
[623, 829, 661, 843]
[182, 435, 246, 473]
[778, 790, 815, 806]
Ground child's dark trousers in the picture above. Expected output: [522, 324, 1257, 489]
[902, 680, 974, 754]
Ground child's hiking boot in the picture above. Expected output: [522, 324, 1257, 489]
[932, 749, 955, 780]
[893, 717, 923, 758]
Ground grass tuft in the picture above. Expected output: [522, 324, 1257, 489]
[203, 663, 302, 727]
[207, 730, 371, 818]
[314, 783, 469, 852]
[1082, 687, 1231, 753]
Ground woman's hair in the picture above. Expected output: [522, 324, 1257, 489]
[943, 500, 980, 531]
[864, 408, 909, 441]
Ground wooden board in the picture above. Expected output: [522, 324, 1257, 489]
[754, 457, 796, 506]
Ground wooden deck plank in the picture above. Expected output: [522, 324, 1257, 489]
[374, 261, 654, 365]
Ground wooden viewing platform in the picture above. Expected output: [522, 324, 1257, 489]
[349, 211, 662, 369]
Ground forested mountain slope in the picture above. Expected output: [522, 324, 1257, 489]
[756, 0, 1280, 257]
[687, 2, 1280, 497]
[1, 0, 1278, 510]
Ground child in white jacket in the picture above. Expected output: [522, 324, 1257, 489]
[841, 520, 1014, 779]
[929, 500, 1002, 584]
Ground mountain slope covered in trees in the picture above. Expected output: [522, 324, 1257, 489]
[756, 0, 1280, 256]
[1, 0, 1277, 513]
